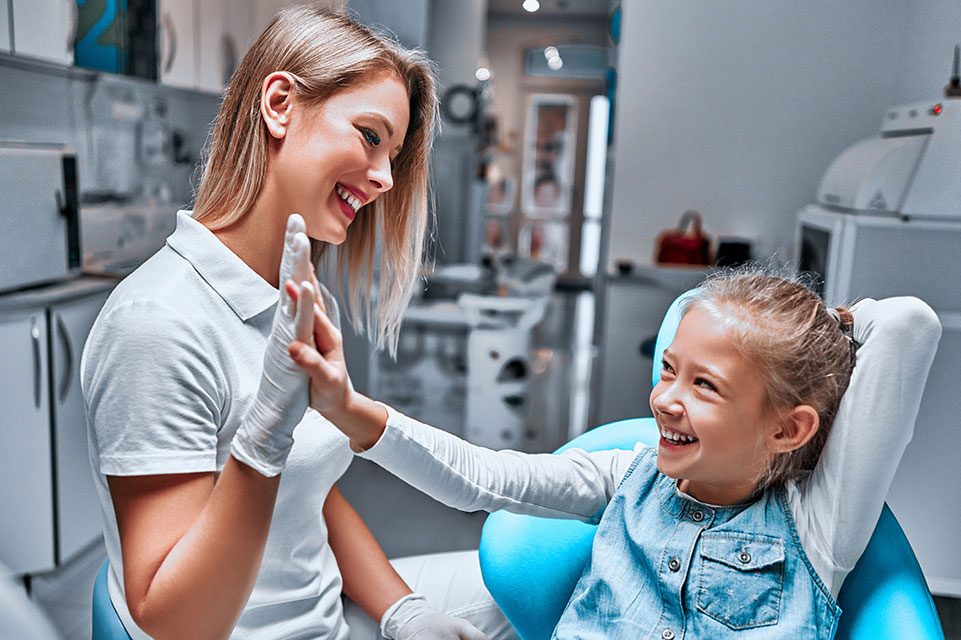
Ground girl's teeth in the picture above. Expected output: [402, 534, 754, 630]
[662, 428, 697, 443]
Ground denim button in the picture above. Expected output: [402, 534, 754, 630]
[669, 557, 681, 572]
[661, 629, 675, 640]
[692, 510, 704, 522]
[738, 551, 751, 564]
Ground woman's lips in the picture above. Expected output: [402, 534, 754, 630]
[336, 195, 356, 221]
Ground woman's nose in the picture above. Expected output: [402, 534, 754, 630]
[367, 154, 394, 192]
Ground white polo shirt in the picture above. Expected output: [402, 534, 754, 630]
[81, 210, 354, 639]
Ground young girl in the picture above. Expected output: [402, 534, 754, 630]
[82, 7, 511, 640]
[288, 268, 941, 638]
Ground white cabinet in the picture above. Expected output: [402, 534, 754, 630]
[0, 0, 11, 53]
[198, 0, 252, 93]
[50, 292, 112, 560]
[158, 0, 197, 89]
[0, 278, 114, 575]
[10, 0, 75, 65]
[0, 311, 55, 575]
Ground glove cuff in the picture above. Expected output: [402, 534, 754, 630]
[380, 593, 432, 639]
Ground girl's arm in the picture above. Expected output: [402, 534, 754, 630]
[794, 296, 941, 592]
[290, 304, 633, 523]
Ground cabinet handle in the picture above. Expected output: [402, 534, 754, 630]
[162, 11, 177, 75]
[56, 315, 73, 403]
[31, 319, 41, 409]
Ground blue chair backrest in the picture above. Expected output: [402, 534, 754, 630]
[479, 290, 944, 640]
[92, 560, 132, 640]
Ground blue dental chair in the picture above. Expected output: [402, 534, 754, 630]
[478, 292, 945, 640]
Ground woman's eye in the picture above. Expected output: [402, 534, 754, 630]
[661, 360, 674, 375]
[361, 128, 381, 146]
[695, 378, 717, 392]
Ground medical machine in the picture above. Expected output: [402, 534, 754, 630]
[0, 143, 81, 294]
[796, 51, 961, 597]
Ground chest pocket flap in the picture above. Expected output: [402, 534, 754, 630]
[699, 532, 784, 571]
[697, 532, 785, 630]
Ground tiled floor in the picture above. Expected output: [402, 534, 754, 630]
[17, 289, 961, 638]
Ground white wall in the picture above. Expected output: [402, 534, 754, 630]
[606, 0, 909, 268]
[896, 0, 961, 104]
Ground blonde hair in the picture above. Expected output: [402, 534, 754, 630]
[685, 266, 857, 490]
[193, 5, 438, 354]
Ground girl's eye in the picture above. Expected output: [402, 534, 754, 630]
[695, 377, 717, 392]
[361, 128, 381, 146]
[661, 360, 675, 375]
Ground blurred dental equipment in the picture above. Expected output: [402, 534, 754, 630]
[797, 46, 961, 598]
[371, 254, 557, 450]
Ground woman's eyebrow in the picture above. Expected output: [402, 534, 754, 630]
[362, 112, 394, 138]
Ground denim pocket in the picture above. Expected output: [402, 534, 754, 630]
[696, 532, 785, 630]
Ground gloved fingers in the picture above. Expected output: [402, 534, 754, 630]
[457, 622, 489, 640]
[293, 281, 315, 345]
[279, 214, 310, 300]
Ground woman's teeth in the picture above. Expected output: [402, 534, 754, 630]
[336, 185, 361, 212]
[661, 427, 698, 444]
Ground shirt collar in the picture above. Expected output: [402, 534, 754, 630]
[166, 210, 278, 321]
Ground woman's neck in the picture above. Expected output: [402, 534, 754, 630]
[206, 200, 285, 288]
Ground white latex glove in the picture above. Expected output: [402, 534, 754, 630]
[381, 593, 488, 640]
[230, 214, 315, 477]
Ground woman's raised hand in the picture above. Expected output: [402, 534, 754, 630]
[230, 214, 315, 476]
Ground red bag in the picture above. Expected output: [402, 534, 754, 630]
[655, 210, 713, 266]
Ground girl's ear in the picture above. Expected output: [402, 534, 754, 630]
[769, 405, 819, 454]
[261, 72, 297, 139]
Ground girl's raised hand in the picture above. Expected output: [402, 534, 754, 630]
[285, 283, 351, 415]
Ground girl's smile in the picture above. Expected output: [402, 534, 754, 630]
[650, 306, 776, 505]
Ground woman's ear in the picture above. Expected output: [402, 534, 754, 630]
[261, 72, 297, 139]
[769, 405, 819, 454]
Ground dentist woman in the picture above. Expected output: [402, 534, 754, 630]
[82, 7, 513, 639]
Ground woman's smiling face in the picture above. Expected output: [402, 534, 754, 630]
[269, 71, 410, 244]
[650, 306, 778, 505]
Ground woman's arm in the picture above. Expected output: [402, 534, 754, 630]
[325, 485, 489, 640]
[109, 463, 279, 639]
[94, 215, 317, 638]
[324, 484, 412, 621]
[796, 297, 941, 588]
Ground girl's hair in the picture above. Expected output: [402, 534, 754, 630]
[192, 5, 439, 354]
[684, 266, 857, 490]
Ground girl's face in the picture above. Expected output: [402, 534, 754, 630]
[270, 71, 410, 244]
[650, 307, 777, 505]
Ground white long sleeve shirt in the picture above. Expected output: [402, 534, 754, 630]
[359, 297, 941, 598]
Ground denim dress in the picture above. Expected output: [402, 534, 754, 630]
[553, 448, 840, 639]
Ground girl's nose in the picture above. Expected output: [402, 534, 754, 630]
[652, 382, 684, 415]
